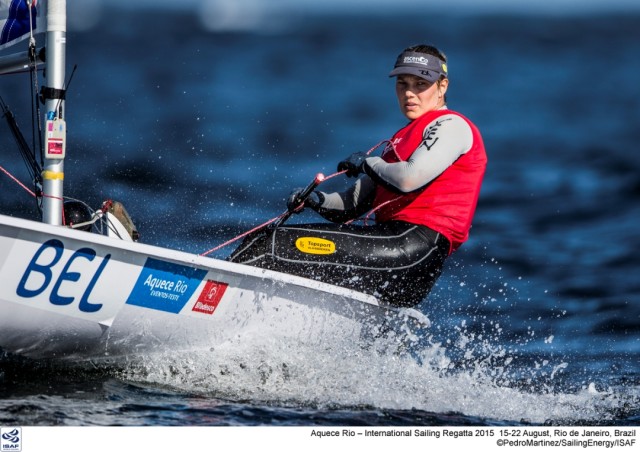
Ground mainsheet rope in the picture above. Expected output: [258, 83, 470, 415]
[0, 139, 402, 255]
[0, 163, 65, 213]
[199, 139, 402, 257]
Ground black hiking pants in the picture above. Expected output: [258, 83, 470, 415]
[228, 221, 450, 307]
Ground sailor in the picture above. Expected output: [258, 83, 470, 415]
[230, 44, 487, 307]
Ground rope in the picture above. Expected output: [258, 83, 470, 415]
[349, 195, 403, 226]
[200, 139, 396, 256]
[0, 164, 38, 197]
[26, 0, 43, 172]
[0, 164, 65, 217]
[0, 165, 104, 229]
[1, 135, 399, 253]
[199, 212, 287, 256]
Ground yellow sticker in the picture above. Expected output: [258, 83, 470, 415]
[295, 237, 336, 255]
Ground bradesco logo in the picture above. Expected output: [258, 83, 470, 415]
[15, 238, 110, 313]
[192, 279, 228, 315]
[1, 428, 22, 452]
[126, 258, 206, 313]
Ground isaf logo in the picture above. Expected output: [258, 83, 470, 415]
[1, 428, 22, 452]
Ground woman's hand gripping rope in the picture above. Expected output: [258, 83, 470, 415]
[199, 173, 326, 257]
[199, 140, 393, 257]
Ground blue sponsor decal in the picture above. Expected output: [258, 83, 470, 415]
[126, 258, 206, 313]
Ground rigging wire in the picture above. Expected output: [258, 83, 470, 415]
[0, 97, 42, 183]
[0, 162, 121, 236]
[26, 0, 44, 212]
[2, 1, 77, 215]
[0, 1, 43, 207]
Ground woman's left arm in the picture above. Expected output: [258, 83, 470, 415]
[364, 113, 473, 193]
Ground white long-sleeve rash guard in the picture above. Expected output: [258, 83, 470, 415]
[317, 112, 474, 222]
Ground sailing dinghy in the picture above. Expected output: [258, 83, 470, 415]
[0, 1, 412, 364]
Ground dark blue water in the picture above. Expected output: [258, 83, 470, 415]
[0, 8, 639, 426]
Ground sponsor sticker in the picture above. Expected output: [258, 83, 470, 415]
[47, 138, 64, 155]
[45, 119, 66, 158]
[192, 279, 228, 315]
[295, 237, 336, 255]
[403, 55, 429, 66]
[1, 428, 21, 452]
[126, 258, 206, 313]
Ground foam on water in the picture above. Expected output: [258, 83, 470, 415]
[117, 309, 635, 425]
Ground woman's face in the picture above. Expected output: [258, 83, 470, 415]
[395, 74, 448, 120]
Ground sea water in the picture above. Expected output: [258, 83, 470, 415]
[0, 8, 638, 426]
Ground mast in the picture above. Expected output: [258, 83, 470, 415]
[41, 0, 66, 225]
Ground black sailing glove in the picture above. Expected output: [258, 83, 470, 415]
[337, 151, 368, 177]
[286, 188, 322, 214]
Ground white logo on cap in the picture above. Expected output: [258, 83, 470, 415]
[403, 56, 429, 66]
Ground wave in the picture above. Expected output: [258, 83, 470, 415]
[116, 315, 638, 425]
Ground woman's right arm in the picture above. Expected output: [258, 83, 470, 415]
[314, 176, 376, 223]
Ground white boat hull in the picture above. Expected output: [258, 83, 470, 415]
[0, 214, 394, 363]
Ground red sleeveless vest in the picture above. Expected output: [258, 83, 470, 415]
[373, 109, 487, 253]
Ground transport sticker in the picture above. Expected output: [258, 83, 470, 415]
[192, 279, 228, 315]
[295, 237, 336, 255]
[126, 258, 206, 313]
